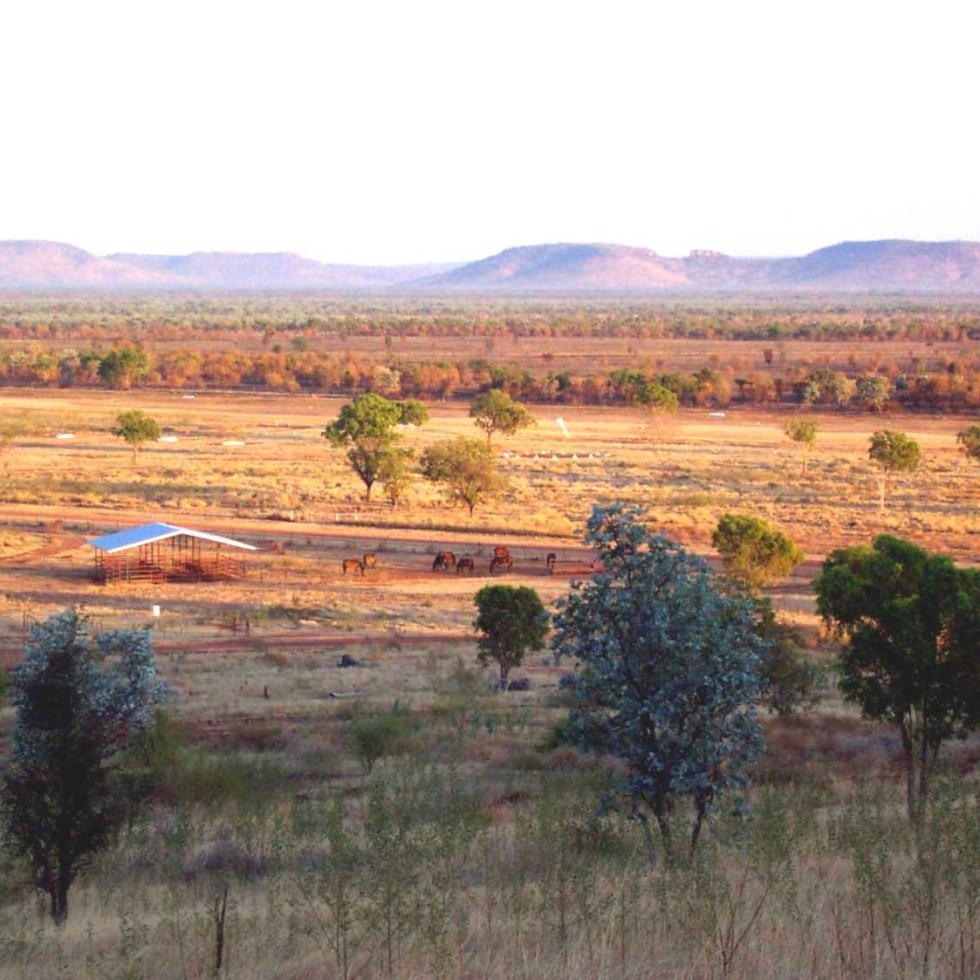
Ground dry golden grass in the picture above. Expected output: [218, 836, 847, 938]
[0, 386, 975, 731]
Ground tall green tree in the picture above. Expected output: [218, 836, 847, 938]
[1, 609, 169, 922]
[469, 389, 535, 444]
[711, 513, 804, 593]
[474, 585, 549, 688]
[815, 536, 980, 824]
[111, 409, 161, 460]
[552, 503, 766, 865]
[419, 437, 505, 516]
[323, 394, 428, 502]
[868, 429, 921, 510]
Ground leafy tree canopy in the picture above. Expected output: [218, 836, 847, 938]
[469, 389, 535, 443]
[419, 437, 506, 515]
[97, 347, 150, 390]
[474, 584, 549, 687]
[111, 409, 161, 459]
[868, 429, 921, 473]
[868, 429, 921, 509]
[324, 393, 428, 446]
[1, 609, 169, 922]
[783, 417, 818, 476]
[815, 535, 980, 824]
[711, 513, 804, 592]
[552, 503, 766, 865]
[856, 373, 893, 412]
[323, 394, 428, 501]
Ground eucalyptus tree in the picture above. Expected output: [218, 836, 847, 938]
[552, 503, 767, 865]
[2, 609, 170, 922]
[783, 417, 818, 476]
[868, 429, 921, 510]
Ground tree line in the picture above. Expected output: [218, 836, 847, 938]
[3, 294, 980, 342]
[1, 342, 979, 412]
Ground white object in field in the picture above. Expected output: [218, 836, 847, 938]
[55, 433, 75, 440]
[182, 394, 196, 399]
[555, 416, 570, 438]
[709, 412, 726, 418]
[222, 440, 246, 446]
[151, 605, 161, 617]
[158, 435, 178, 443]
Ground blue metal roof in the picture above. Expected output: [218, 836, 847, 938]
[87, 522, 256, 554]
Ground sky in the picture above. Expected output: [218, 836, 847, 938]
[1, 0, 975, 265]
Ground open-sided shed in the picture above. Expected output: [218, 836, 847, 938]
[88, 523, 257, 584]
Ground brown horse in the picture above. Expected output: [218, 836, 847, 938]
[545, 552, 557, 572]
[489, 555, 513, 574]
[432, 551, 456, 572]
[342, 558, 365, 576]
[456, 557, 475, 575]
[362, 552, 377, 570]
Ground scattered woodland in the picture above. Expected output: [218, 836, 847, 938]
[0, 294, 978, 978]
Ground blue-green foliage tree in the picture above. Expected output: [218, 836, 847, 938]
[552, 503, 766, 866]
[1, 609, 170, 922]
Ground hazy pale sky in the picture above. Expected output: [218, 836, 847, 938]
[2, 0, 974, 265]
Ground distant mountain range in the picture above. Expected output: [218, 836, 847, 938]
[1, 238, 979, 292]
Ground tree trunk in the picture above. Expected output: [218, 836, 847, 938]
[916, 723, 931, 827]
[689, 797, 708, 859]
[899, 719, 917, 825]
[54, 873, 69, 925]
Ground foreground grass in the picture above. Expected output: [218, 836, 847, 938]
[2, 682, 980, 979]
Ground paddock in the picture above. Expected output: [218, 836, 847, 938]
[88, 523, 256, 584]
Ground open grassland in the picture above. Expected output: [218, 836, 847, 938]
[0, 384, 978, 977]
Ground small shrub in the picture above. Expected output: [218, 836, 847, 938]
[347, 706, 416, 773]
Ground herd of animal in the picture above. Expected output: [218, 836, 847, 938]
[340, 545, 553, 577]
[340, 547, 600, 578]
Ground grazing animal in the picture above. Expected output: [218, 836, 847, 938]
[456, 557, 475, 575]
[493, 545, 512, 561]
[545, 552, 557, 572]
[362, 552, 377, 570]
[489, 555, 513, 575]
[342, 558, 365, 576]
[432, 550, 456, 572]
